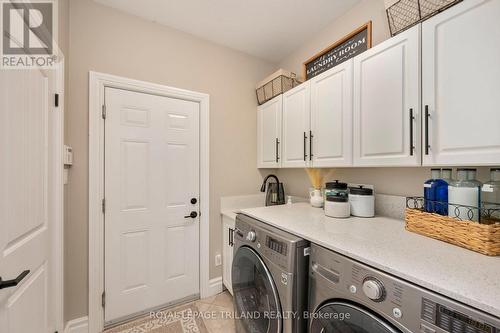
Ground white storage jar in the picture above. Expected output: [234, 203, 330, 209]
[325, 195, 350, 218]
[349, 186, 375, 218]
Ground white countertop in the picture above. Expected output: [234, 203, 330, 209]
[240, 202, 500, 318]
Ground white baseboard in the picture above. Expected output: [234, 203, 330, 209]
[64, 316, 88, 333]
[204, 276, 223, 298]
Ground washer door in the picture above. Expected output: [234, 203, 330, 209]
[232, 246, 282, 333]
[310, 302, 401, 333]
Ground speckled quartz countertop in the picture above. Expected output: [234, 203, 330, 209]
[239, 202, 500, 318]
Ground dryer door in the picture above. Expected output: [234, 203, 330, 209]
[232, 246, 282, 333]
[310, 301, 402, 333]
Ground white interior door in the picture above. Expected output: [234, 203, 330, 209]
[257, 96, 282, 168]
[310, 60, 353, 167]
[422, 0, 500, 166]
[0, 70, 55, 332]
[282, 83, 310, 168]
[353, 25, 421, 167]
[104, 88, 200, 323]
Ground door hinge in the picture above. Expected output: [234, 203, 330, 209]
[101, 291, 106, 307]
[102, 198, 106, 214]
[54, 93, 59, 107]
[102, 104, 107, 119]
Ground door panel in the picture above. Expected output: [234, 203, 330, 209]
[0, 69, 53, 333]
[422, 0, 500, 166]
[311, 60, 353, 167]
[282, 84, 310, 167]
[105, 88, 200, 323]
[353, 25, 420, 166]
[257, 97, 282, 168]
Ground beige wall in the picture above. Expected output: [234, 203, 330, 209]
[275, 0, 492, 198]
[64, 0, 275, 321]
[280, 0, 390, 78]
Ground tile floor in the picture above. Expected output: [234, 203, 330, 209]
[105, 291, 235, 333]
[195, 291, 235, 333]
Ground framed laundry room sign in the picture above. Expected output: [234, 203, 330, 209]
[303, 22, 372, 80]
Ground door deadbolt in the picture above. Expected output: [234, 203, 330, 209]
[191, 198, 197, 204]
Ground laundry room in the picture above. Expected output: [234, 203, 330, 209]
[1, 0, 499, 333]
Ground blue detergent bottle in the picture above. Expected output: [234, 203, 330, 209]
[424, 169, 447, 214]
[435, 169, 451, 215]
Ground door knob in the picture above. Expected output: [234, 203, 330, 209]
[0, 270, 30, 290]
[184, 211, 198, 219]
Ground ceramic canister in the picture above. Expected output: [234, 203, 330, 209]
[349, 186, 375, 217]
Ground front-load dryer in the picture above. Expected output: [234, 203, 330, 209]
[308, 243, 500, 333]
[232, 213, 309, 333]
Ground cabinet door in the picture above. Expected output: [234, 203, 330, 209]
[422, 0, 500, 166]
[257, 96, 282, 168]
[221, 217, 234, 294]
[282, 83, 311, 168]
[353, 25, 420, 167]
[310, 60, 353, 167]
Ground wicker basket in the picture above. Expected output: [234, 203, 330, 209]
[386, 0, 463, 36]
[256, 69, 301, 105]
[405, 208, 500, 256]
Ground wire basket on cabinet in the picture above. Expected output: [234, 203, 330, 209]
[405, 197, 500, 256]
[386, 0, 463, 36]
[256, 70, 301, 105]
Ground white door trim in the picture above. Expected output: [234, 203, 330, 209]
[51, 60, 65, 333]
[88, 72, 210, 333]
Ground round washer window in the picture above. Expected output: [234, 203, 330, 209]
[232, 246, 281, 333]
[310, 302, 401, 333]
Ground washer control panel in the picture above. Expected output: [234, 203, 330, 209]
[362, 277, 386, 302]
[309, 244, 500, 333]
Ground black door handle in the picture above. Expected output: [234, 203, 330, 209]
[309, 130, 313, 161]
[0, 270, 30, 290]
[229, 228, 234, 247]
[425, 105, 430, 155]
[275, 138, 280, 163]
[303, 132, 308, 161]
[409, 108, 415, 156]
[184, 211, 198, 219]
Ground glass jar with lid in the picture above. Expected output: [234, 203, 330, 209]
[324, 180, 349, 201]
[483, 168, 500, 221]
[448, 168, 482, 222]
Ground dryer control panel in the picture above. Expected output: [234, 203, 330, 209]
[309, 244, 500, 333]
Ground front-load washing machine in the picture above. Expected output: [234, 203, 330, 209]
[232, 213, 309, 333]
[308, 244, 500, 333]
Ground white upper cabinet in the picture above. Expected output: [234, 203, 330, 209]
[257, 96, 282, 168]
[353, 25, 421, 167]
[310, 60, 353, 167]
[422, 0, 500, 166]
[282, 83, 311, 168]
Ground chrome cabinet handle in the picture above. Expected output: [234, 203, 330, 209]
[0, 270, 30, 290]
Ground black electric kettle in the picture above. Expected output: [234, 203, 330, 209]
[260, 174, 285, 206]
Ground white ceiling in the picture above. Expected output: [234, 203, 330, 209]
[93, 0, 361, 62]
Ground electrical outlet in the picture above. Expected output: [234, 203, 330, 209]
[215, 254, 222, 266]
